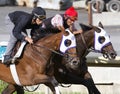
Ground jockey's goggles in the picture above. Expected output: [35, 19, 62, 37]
[65, 14, 77, 22]
[34, 13, 46, 20]
[68, 16, 77, 22]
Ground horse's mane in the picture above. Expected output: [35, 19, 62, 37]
[79, 23, 93, 32]
[32, 28, 61, 42]
[79, 22, 104, 33]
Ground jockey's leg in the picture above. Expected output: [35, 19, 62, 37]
[3, 31, 27, 65]
[3, 28, 17, 65]
[3, 15, 17, 65]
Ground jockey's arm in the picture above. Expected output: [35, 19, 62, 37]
[25, 36, 33, 44]
[57, 26, 65, 31]
[69, 24, 83, 35]
[51, 14, 64, 31]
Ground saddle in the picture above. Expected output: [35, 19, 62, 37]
[11, 41, 27, 63]
[0, 41, 8, 61]
[0, 41, 27, 64]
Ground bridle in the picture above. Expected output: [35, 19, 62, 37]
[33, 44, 64, 56]
[79, 33, 93, 58]
[80, 32, 112, 59]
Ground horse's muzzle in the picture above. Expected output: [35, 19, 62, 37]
[103, 51, 117, 59]
[110, 52, 117, 59]
[65, 57, 80, 70]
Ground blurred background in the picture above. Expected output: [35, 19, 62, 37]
[1, 0, 120, 12]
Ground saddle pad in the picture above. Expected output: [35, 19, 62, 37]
[0, 41, 8, 60]
[0, 46, 6, 60]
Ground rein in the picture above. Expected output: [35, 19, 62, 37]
[59, 84, 72, 88]
[80, 33, 101, 57]
[80, 33, 91, 58]
[80, 33, 89, 51]
[33, 43, 78, 57]
[33, 44, 64, 56]
[24, 85, 40, 92]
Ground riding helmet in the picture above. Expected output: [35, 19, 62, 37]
[32, 7, 46, 20]
[64, 6, 78, 21]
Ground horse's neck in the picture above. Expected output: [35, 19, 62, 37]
[38, 32, 62, 48]
[32, 32, 63, 58]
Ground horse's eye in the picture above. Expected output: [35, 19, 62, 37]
[64, 39, 71, 47]
[64, 53, 69, 58]
[64, 31, 69, 36]
[98, 36, 105, 44]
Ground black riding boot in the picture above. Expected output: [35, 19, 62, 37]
[3, 55, 12, 66]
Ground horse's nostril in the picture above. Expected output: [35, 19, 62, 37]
[73, 61, 78, 65]
[110, 53, 117, 59]
[110, 53, 114, 55]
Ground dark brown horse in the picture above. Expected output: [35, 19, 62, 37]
[0, 28, 79, 94]
[1, 22, 117, 94]
[53, 22, 117, 94]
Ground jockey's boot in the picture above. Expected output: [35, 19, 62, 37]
[3, 55, 12, 66]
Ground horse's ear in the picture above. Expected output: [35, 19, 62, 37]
[79, 23, 92, 31]
[98, 22, 104, 29]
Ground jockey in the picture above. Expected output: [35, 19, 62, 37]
[32, 6, 82, 42]
[3, 7, 46, 65]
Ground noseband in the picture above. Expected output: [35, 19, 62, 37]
[33, 44, 64, 56]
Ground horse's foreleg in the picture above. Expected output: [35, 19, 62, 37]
[45, 77, 61, 94]
[32, 74, 60, 94]
[84, 72, 101, 94]
[14, 85, 24, 94]
[2, 84, 15, 94]
[85, 78, 101, 94]
[2, 84, 16, 94]
[2, 84, 24, 94]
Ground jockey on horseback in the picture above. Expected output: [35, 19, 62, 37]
[32, 6, 82, 42]
[3, 7, 46, 65]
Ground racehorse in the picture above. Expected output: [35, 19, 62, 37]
[1, 22, 117, 94]
[53, 22, 117, 94]
[0, 28, 79, 94]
